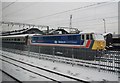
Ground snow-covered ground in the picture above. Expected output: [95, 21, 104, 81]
[0, 50, 119, 82]
[1, 57, 52, 81]
[1, 56, 77, 81]
[2, 70, 18, 81]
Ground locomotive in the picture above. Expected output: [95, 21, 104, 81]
[31, 32, 105, 50]
[2, 32, 106, 60]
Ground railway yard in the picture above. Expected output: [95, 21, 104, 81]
[1, 23, 120, 83]
[1, 1, 120, 83]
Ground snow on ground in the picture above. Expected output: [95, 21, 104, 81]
[2, 55, 76, 81]
[1, 70, 16, 81]
[0, 56, 51, 81]
[0, 50, 118, 81]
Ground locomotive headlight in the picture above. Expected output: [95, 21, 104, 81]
[101, 45, 103, 47]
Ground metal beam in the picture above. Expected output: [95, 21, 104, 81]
[1, 21, 49, 28]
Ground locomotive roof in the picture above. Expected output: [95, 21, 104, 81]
[32, 33, 80, 37]
[80, 32, 94, 34]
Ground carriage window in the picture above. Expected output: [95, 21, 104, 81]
[81, 35, 84, 40]
[17, 39, 20, 41]
[14, 38, 16, 41]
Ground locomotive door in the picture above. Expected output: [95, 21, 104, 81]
[81, 34, 86, 46]
[82, 34, 90, 46]
[86, 34, 91, 48]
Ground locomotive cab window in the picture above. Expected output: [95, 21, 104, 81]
[86, 34, 93, 40]
[94, 34, 104, 40]
[81, 34, 84, 40]
[86, 34, 89, 40]
[90, 34, 93, 40]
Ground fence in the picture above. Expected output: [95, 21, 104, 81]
[1, 43, 120, 74]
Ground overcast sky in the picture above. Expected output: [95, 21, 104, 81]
[2, 0, 119, 34]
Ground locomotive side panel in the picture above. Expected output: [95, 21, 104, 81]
[30, 34, 82, 48]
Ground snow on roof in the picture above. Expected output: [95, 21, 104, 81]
[80, 31, 95, 34]
[1, 34, 41, 38]
[103, 32, 113, 36]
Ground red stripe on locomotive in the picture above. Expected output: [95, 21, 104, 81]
[86, 40, 91, 48]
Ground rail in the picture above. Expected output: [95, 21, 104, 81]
[0, 69, 22, 83]
[0, 53, 89, 83]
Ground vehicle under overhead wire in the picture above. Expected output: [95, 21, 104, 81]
[2, 30, 106, 60]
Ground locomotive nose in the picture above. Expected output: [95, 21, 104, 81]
[98, 41, 106, 50]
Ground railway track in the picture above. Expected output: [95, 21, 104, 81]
[0, 69, 22, 83]
[28, 51, 120, 73]
[5, 49, 119, 73]
[1, 59, 59, 82]
[1, 48, 120, 73]
[0, 54, 89, 83]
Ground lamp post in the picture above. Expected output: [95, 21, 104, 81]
[103, 19, 106, 33]
[69, 15, 72, 33]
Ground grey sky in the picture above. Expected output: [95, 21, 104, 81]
[2, 1, 118, 34]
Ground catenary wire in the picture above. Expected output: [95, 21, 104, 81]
[3, 3, 35, 18]
[22, 2, 109, 22]
[22, 1, 115, 23]
[2, 0, 18, 10]
[36, 15, 117, 26]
